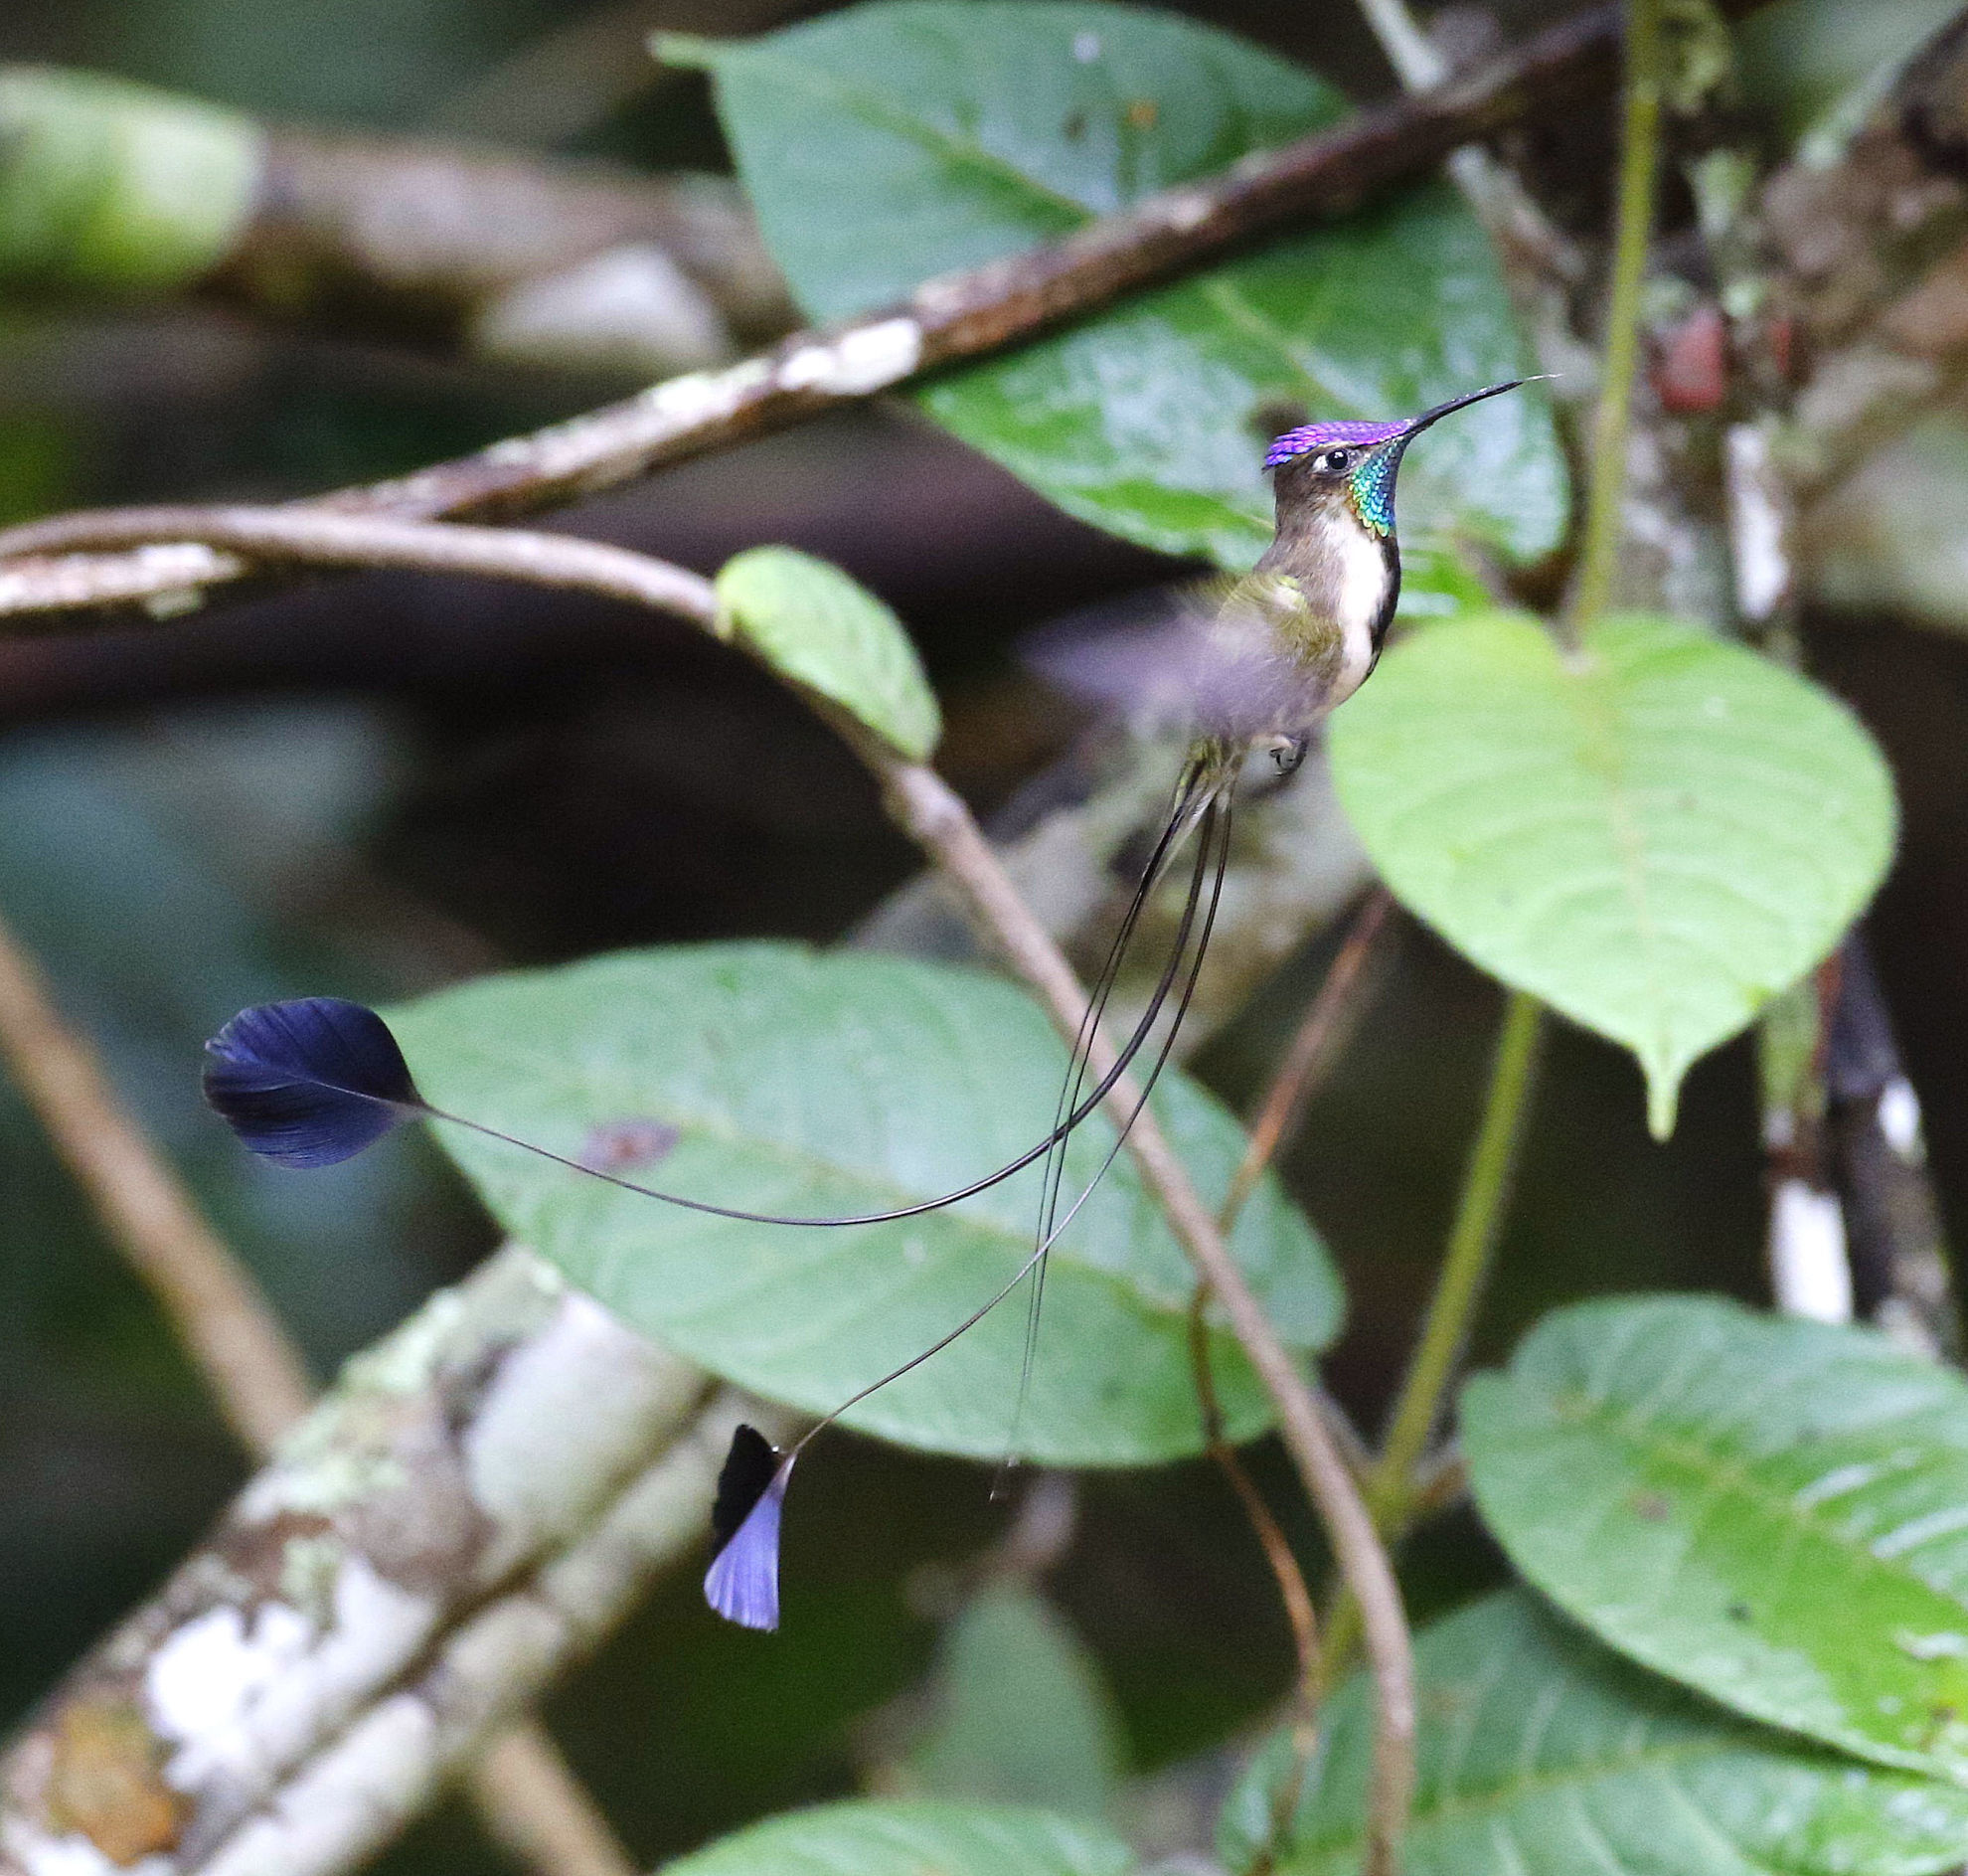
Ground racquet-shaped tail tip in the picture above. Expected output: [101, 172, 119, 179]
[704, 1426, 792, 1632]
[203, 997, 422, 1168]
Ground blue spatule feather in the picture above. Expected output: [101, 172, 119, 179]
[203, 998, 423, 1167]
[704, 1425, 791, 1631]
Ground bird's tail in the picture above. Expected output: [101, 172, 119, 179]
[993, 739, 1241, 1480]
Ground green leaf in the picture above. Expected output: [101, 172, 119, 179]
[389, 942, 1340, 1465]
[1328, 611, 1896, 1135]
[660, 1800, 1135, 1876]
[0, 68, 263, 292]
[716, 546, 940, 760]
[676, 2, 1566, 574]
[905, 1585, 1124, 1816]
[1463, 1294, 1968, 1785]
[1222, 1589, 1968, 1876]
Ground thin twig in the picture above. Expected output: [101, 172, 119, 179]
[1193, 882, 1398, 1792]
[0, 909, 638, 1876]
[0, 506, 720, 625]
[1569, 0, 1667, 629]
[1187, 1285, 1321, 1876]
[1221, 889, 1394, 1233]
[1355, 0, 1450, 91]
[0, 9, 1628, 622]
[469, 1726, 648, 1876]
[1187, 1287, 1320, 1693]
[872, 758, 1416, 1876]
[1403, 1443, 1469, 1524]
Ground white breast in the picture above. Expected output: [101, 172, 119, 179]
[1331, 526, 1387, 705]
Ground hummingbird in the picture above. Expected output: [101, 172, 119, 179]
[199, 378, 1540, 1630]
[1139, 377, 1543, 807]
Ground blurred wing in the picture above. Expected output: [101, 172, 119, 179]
[1019, 579, 1329, 745]
[1018, 583, 1228, 727]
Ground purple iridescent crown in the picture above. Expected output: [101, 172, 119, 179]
[1263, 418, 1408, 470]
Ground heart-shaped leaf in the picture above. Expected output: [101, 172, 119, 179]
[1223, 1588, 1968, 1876]
[717, 546, 940, 760]
[670, 2, 1566, 575]
[1463, 1295, 1968, 1783]
[661, 1800, 1134, 1876]
[389, 943, 1339, 1465]
[1328, 611, 1896, 1134]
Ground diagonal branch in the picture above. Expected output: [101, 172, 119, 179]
[0, 1244, 715, 1876]
[870, 756, 1416, 1876]
[0, 912, 639, 1876]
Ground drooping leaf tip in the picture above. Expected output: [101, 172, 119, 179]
[203, 996, 420, 1168]
[1645, 1067, 1683, 1142]
[705, 1425, 791, 1632]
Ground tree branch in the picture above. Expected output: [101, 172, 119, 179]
[1768, 8, 1968, 495]
[0, 1246, 713, 1876]
[0, 910, 639, 1876]
[184, 1387, 768, 1876]
[0, 507, 720, 625]
[214, 129, 793, 348]
[1825, 938, 1959, 1355]
[0, 908, 314, 1451]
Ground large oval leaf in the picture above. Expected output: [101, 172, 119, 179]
[389, 943, 1339, 1465]
[670, 2, 1566, 574]
[1463, 1295, 1968, 1783]
[1329, 611, 1896, 1135]
[717, 546, 941, 760]
[1222, 1589, 1968, 1876]
[661, 1800, 1133, 1876]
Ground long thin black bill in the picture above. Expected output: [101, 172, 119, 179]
[1400, 374, 1553, 439]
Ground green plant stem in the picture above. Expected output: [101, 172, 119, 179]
[1314, 989, 1543, 1689]
[1374, 990, 1544, 1517]
[1569, 0, 1666, 629]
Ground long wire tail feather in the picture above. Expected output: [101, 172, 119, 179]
[702, 751, 1237, 1632]
[996, 757, 1236, 1485]
[208, 767, 1219, 1230]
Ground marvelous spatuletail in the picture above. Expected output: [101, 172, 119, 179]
[202, 378, 1539, 1631]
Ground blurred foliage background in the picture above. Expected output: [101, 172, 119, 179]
[2, 0, 1966, 1868]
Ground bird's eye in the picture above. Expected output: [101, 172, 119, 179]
[1314, 448, 1352, 473]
